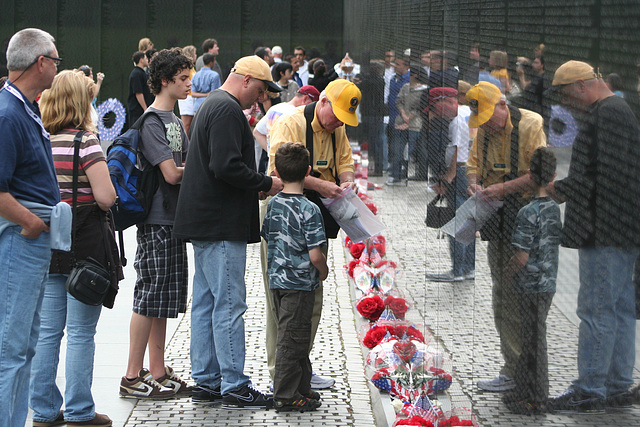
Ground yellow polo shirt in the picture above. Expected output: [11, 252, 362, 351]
[268, 105, 354, 183]
[466, 107, 546, 188]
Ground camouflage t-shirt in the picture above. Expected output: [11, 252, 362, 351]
[261, 193, 326, 291]
[512, 196, 562, 293]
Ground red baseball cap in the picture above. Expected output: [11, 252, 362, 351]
[297, 85, 320, 102]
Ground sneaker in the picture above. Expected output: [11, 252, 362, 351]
[605, 391, 633, 410]
[547, 388, 606, 414]
[310, 373, 335, 389]
[192, 384, 222, 404]
[385, 177, 402, 186]
[477, 374, 515, 392]
[222, 383, 273, 409]
[33, 411, 65, 427]
[67, 413, 112, 427]
[631, 382, 640, 404]
[274, 397, 321, 413]
[464, 270, 475, 280]
[303, 390, 321, 400]
[119, 368, 176, 400]
[156, 366, 194, 395]
[427, 271, 464, 283]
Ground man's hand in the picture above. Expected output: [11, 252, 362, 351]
[266, 177, 284, 196]
[21, 217, 49, 239]
[547, 181, 565, 203]
[340, 181, 357, 193]
[467, 183, 483, 197]
[433, 182, 448, 195]
[318, 180, 343, 198]
[481, 183, 505, 201]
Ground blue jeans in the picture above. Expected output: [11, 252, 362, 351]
[29, 274, 102, 423]
[448, 166, 475, 276]
[572, 247, 638, 398]
[382, 122, 389, 169]
[0, 226, 51, 426]
[390, 129, 419, 179]
[190, 240, 251, 395]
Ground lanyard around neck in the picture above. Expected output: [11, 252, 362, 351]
[2, 81, 50, 141]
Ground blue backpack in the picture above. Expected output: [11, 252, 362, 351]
[106, 111, 162, 232]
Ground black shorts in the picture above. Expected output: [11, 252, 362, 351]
[133, 224, 188, 318]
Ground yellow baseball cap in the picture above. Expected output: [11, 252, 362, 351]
[230, 56, 281, 92]
[466, 81, 502, 128]
[324, 79, 361, 127]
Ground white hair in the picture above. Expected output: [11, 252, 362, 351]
[7, 28, 55, 71]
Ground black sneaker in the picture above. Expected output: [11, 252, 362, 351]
[547, 388, 605, 414]
[274, 397, 321, 413]
[605, 391, 633, 411]
[192, 384, 222, 404]
[222, 384, 273, 409]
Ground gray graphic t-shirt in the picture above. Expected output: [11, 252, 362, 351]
[138, 107, 188, 225]
[261, 193, 326, 291]
[512, 196, 562, 293]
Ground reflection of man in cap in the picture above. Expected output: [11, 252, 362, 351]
[174, 56, 283, 409]
[465, 81, 546, 392]
[546, 61, 640, 413]
[265, 79, 360, 390]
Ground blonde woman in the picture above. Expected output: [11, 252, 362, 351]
[29, 70, 120, 427]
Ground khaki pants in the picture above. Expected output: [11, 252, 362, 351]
[487, 239, 522, 378]
[260, 197, 325, 379]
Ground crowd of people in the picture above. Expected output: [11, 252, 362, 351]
[1, 26, 640, 427]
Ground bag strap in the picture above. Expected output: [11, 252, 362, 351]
[70, 130, 87, 264]
[304, 102, 338, 184]
[71, 130, 111, 271]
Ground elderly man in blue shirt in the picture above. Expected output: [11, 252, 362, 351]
[0, 28, 72, 426]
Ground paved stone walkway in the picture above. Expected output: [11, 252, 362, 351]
[123, 175, 640, 426]
[371, 176, 640, 426]
[124, 239, 376, 426]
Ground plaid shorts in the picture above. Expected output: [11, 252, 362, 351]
[133, 224, 188, 318]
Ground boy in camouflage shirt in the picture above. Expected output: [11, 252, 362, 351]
[503, 147, 562, 414]
[261, 142, 328, 413]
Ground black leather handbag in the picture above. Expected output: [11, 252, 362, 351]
[425, 194, 455, 229]
[64, 131, 112, 306]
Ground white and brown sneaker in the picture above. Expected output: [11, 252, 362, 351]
[119, 368, 176, 400]
[156, 366, 194, 396]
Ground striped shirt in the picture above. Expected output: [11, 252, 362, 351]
[50, 129, 105, 205]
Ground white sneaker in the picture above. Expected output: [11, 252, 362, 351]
[310, 373, 335, 390]
[426, 271, 464, 282]
[477, 374, 515, 392]
[385, 177, 402, 186]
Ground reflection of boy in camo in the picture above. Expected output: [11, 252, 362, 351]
[503, 147, 561, 414]
[260, 142, 328, 412]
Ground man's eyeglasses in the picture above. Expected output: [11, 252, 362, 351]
[42, 55, 62, 67]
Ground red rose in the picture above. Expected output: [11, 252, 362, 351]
[395, 416, 434, 426]
[357, 294, 385, 321]
[407, 326, 425, 342]
[350, 242, 365, 259]
[365, 201, 378, 215]
[347, 259, 359, 278]
[363, 325, 389, 349]
[385, 296, 408, 319]
[344, 236, 353, 248]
